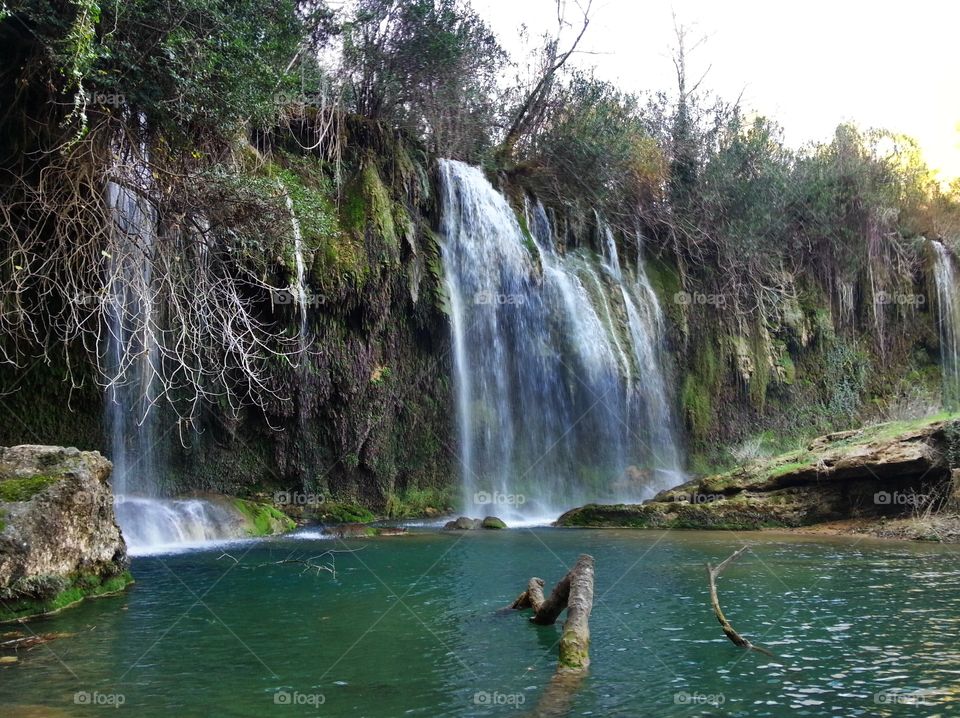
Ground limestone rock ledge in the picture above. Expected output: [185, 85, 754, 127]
[557, 416, 960, 533]
[0, 445, 132, 622]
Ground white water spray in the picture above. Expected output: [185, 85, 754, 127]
[931, 240, 960, 408]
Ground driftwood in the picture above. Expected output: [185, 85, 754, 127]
[706, 546, 773, 657]
[218, 547, 365, 579]
[508, 554, 595, 671]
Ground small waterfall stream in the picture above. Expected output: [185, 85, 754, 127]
[439, 160, 682, 522]
[931, 240, 960, 408]
[104, 178, 246, 553]
[281, 183, 310, 343]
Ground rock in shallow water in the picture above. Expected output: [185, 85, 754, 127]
[443, 516, 507, 530]
[0, 445, 132, 622]
[323, 523, 408, 538]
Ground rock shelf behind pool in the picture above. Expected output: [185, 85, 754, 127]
[443, 516, 507, 530]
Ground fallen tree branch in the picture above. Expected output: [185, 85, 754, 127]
[509, 577, 545, 610]
[706, 546, 773, 657]
[218, 547, 365, 579]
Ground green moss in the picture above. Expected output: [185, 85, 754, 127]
[360, 161, 397, 250]
[272, 166, 339, 250]
[558, 635, 589, 670]
[514, 210, 539, 257]
[765, 460, 812, 478]
[0, 474, 61, 502]
[383, 487, 452, 518]
[318, 501, 376, 524]
[233, 499, 296, 536]
[644, 255, 682, 307]
[680, 329, 724, 443]
[0, 571, 133, 623]
[681, 375, 712, 437]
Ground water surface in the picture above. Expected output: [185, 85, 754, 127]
[2, 530, 959, 717]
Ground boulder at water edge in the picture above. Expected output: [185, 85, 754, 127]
[0, 445, 132, 622]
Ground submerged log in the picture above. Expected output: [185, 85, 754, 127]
[706, 546, 773, 657]
[507, 554, 595, 670]
[557, 554, 594, 671]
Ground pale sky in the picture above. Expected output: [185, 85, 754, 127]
[477, 0, 960, 181]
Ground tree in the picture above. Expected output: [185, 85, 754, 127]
[498, 0, 594, 161]
[340, 0, 505, 159]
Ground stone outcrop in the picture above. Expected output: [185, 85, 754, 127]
[558, 417, 960, 531]
[0, 445, 132, 621]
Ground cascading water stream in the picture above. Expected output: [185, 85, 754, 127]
[931, 240, 960, 408]
[281, 184, 309, 344]
[104, 175, 247, 554]
[439, 160, 682, 522]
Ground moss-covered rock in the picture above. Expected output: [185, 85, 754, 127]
[0, 571, 133, 623]
[481, 516, 507, 529]
[0, 445, 131, 621]
[232, 499, 296, 536]
[316, 502, 377, 524]
[558, 415, 960, 532]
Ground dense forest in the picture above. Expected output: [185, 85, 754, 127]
[1, 0, 959, 508]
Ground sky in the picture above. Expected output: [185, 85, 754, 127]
[476, 0, 960, 182]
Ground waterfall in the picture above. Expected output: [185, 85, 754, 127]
[104, 181, 159, 499]
[931, 240, 960, 409]
[281, 184, 309, 344]
[117, 497, 248, 556]
[439, 160, 682, 522]
[104, 177, 246, 553]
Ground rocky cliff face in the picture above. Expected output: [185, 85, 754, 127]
[557, 416, 960, 537]
[0, 445, 131, 621]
